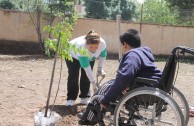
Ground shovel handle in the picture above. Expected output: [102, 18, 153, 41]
[96, 75, 105, 88]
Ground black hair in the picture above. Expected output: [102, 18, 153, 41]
[119, 29, 141, 48]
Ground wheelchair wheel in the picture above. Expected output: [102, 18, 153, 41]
[171, 87, 189, 125]
[114, 87, 184, 126]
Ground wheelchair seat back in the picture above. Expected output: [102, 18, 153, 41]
[158, 46, 194, 93]
[133, 51, 178, 94]
[159, 53, 177, 93]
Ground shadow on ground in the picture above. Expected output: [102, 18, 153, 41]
[0, 40, 43, 55]
[49, 105, 79, 117]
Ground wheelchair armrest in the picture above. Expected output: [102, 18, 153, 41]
[134, 77, 159, 85]
[89, 95, 103, 103]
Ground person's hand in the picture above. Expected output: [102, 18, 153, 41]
[122, 87, 129, 95]
[91, 81, 98, 93]
[97, 67, 106, 77]
[100, 103, 108, 109]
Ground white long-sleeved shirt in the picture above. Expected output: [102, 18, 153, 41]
[69, 36, 107, 82]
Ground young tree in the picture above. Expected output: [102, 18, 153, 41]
[44, 0, 79, 57]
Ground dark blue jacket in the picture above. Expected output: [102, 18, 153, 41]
[100, 47, 162, 104]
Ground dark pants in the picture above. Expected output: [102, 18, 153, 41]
[81, 80, 115, 121]
[65, 58, 95, 100]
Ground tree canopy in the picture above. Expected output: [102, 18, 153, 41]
[84, 0, 136, 20]
[166, 0, 194, 9]
[165, 0, 194, 26]
[141, 0, 178, 25]
[84, 0, 109, 19]
[0, 0, 15, 9]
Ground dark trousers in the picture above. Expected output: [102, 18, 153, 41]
[65, 58, 95, 100]
[81, 80, 115, 121]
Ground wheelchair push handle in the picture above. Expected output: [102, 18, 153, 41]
[173, 46, 194, 55]
[183, 47, 194, 55]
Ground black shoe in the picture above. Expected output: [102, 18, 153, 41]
[77, 112, 84, 119]
[78, 119, 97, 125]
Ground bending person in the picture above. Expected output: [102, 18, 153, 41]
[65, 30, 107, 106]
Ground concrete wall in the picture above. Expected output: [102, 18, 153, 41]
[141, 24, 194, 55]
[0, 10, 41, 42]
[0, 9, 194, 55]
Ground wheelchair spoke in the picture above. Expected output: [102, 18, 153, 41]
[114, 87, 184, 126]
[155, 120, 175, 126]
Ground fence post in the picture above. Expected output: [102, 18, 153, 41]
[116, 15, 122, 60]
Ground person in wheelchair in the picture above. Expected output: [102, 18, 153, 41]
[78, 29, 162, 125]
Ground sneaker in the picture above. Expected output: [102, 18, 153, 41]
[80, 98, 89, 105]
[77, 112, 84, 119]
[66, 100, 75, 106]
[78, 119, 97, 125]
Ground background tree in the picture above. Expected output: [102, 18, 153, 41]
[11, 0, 47, 12]
[84, 0, 110, 19]
[166, 0, 194, 11]
[84, 0, 136, 20]
[165, 0, 194, 26]
[139, 0, 178, 25]
[48, 0, 77, 24]
[108, 0, 120, 20]
[120, 0, 136, 20]
[0, 0, 15, 9]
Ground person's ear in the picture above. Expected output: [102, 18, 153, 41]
[123, 42, 128, 48]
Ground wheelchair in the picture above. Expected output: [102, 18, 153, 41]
[85, 46, 194, 126]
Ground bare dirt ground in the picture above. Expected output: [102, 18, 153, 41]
[0, 53, 194, 126]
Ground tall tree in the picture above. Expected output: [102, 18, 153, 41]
[165, 0, 194, 26]
[166, 0, 194, 10]
[109, 0, 136, 20]
[0, 0, 15, 9]
[83, 0, 136, 20]
[141, 0, 178, 25]
[120, 0, 136, 20]
[84, 0, 110, 19]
